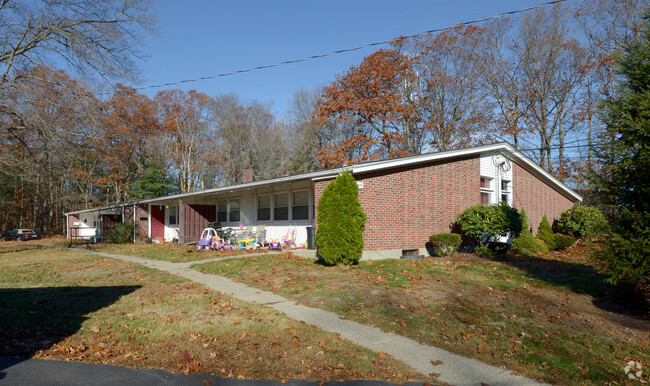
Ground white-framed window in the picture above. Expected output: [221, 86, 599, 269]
[257, 194, 271, 221]
[217, 200, 228, 223]
[168, 205, 178, 225]
[500, 180, 512, 206]
[229, 199, 240, 222]
[292, 190, 309, 220]
[274, 192, 289, 221]
[217, 199, 240, 223]
[480, 176, 493, 205]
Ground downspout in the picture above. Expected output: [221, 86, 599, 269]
[133, 204, 136, 243]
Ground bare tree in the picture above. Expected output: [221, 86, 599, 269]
[402, 26, 492, 151]
[0, 0, 154, 87]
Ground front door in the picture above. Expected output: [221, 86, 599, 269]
[151, 205, 165, 239]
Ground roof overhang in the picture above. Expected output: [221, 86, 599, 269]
[64, 142, 581, 215]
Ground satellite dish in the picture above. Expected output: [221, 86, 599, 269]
[492, 155, 511, 173]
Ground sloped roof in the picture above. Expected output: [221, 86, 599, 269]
[65, 142, 581, 215]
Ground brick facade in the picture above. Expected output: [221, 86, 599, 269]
[315, 156, 480, 251]
[124, 204, 149, 240]
[512, 162, 574, 234]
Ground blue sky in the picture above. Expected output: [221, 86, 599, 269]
[135, 0, 549, 118]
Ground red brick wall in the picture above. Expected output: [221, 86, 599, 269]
[512, 163, 574, 234]
[314, 156, 480, 251]
[124, 205, 149, 240]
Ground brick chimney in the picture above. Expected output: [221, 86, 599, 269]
[243, 169, 254, 184]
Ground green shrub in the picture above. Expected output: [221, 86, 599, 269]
[315, 171, 366, 265]
[536, 215, 556, 249]
[555, 205, 609, 238]
[595, 229, 650, 288]
[553, 234, 575, 250]
[535, 238, 549, 254]
[475, 245, 496, 259]
[106, 222, 135, 243]
[511, 209, 543, 256]
[429, 233, 461, 256]
[456, 203, 520, 247]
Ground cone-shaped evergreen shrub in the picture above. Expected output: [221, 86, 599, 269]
[536, 215, 556, 249]
[315, 171, 367, 265]
[511, 209, 540, 256]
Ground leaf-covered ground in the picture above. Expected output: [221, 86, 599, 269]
[194, 244, 650, 384]
[0, 245, 432, 383]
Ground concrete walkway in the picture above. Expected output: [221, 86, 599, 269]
[79, 249, 545, 386]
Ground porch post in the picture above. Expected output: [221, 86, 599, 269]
[178, 198, 184, 244]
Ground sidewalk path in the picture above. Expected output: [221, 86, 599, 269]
[79, 249, 545, 386]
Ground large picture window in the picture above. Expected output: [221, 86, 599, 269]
[292, 190, 309, 220]
[274, 193, 289, 221]
[257, 195, 271, 221]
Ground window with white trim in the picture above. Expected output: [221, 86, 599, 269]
[257, 194, 271, 221]
[168, 206, 178, 225]
[480, 177, 493, 205]
[217, 200, 227, 222]
[274, 193, 289, 221]
[292, 190, 309, 220]
[500, 180, 511, 206]
[229, 199, 240, 222]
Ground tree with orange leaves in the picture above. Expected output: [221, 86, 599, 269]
[314, 49, 418, 168]
[101, 85, 161, 202]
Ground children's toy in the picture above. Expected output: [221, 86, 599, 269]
[265, 238, 282, 250]
[281, 227, 297, 248]
[237, 238, 259, 250]
[197, 227, 219, 250]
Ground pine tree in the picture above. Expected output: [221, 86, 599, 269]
[315, 171, 366, 265]
[593, 11, 650, 213]
[536, 215, 556, 249]
[592, 11, 650, 311]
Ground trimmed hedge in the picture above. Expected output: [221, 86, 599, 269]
[553, 234, 575, 250]
[456, 203, 520, 247]
[511, 209, 543, 256]
[555, 205, 609, 238]
[429, 233, 461, 256]
[536, 215, 556, 249]
[315, 170, 366, 266]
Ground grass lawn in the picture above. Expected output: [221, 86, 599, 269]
[0, 244, 431, 383]
[86, 241, 279, 263]
[193, 245, 650, 385]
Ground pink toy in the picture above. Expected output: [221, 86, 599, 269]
[281, 227, 297, 248]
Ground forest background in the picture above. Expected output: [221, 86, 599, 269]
[0, 0, 645, 234]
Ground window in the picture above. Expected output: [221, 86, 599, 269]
[229, 199, 240, 222]
[217, 200, 228, 222]
[168, 206, 178, 225]
[274, 193, 289, 221]
[501, 180, 511, 206]
[292, 190, 309, 220]
[257, 195, 271, 221]
[480, 177, 493, 205]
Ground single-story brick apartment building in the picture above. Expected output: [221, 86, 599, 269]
[65, 142, 582, 259]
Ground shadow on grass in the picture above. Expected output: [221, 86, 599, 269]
[0, 285, 140, 375]
[496, 254, 650, 322]
[496, 253, 614, 294]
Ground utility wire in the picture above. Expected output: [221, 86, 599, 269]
[130, 0, 568, 92]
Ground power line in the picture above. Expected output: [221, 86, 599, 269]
[130, 0, 568, 92]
